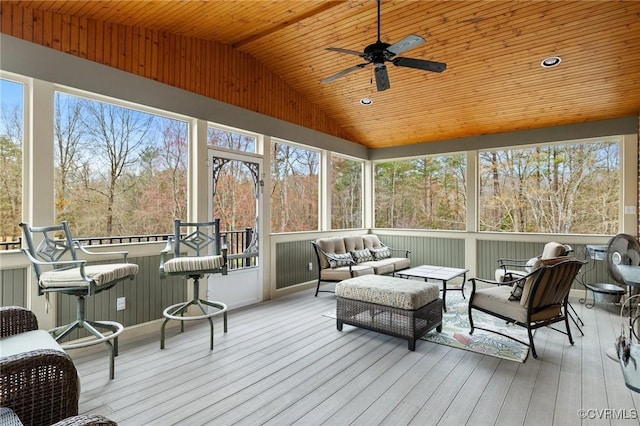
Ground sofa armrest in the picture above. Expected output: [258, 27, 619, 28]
[311, 240, 355, 271]
[382, 244, 410, 258]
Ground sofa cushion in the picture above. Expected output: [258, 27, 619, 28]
[0, 329, 65, 358]
[351, 248, 373, 263]
[363, 234, 384, 249]
[362, 257, 411, 275]
[370, 246, 391, 260]
[343, 235, 366, 252]
[316, 237, 348, 269]
[321, 265, 374, 281]
[471, 285, 561, 323]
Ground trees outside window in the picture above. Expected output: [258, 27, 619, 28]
[208, 126, 256, 153]
[478, 140, 620, 234]
[0, 72, 626, 242]
[209, 126, 259, 234]
[54, 92, 188, 237]
[270, 140, 319, 232]
[331, 155, 363, 229]
[0, 78, 23, 244]
[374, 154, 466, 230]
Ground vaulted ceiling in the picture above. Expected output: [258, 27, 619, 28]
[5, 1, 640, 148]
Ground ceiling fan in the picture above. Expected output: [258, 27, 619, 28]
[321, 0, 446, 92]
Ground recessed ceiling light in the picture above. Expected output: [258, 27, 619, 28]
[541, 56, 561, 68]
[360, 97, 373, 105]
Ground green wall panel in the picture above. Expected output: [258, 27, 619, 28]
[375, 234, 465, 268]
[56, 254, 185, 340]
[276, 240, 317, 289]
[0, 268, 27, 307]
[476, 241, 612, 291]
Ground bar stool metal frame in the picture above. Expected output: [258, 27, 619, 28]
[19, 221, 138, 379]
[159, 219, 228, 350]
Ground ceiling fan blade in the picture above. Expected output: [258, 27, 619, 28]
[326, 47, 365, 57]
[392, 57, 447, 73]
[386, 34, 425, 55]
[321, 63, 368, 84]
[374, 64, 390, 91]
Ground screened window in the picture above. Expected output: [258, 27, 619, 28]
[270, 140, 319, 232]
[331, 155, 363, 229]
[374, 154, 466, 230]
[53, 92, 188, 237]
[478, 139, 620, 234]
[208, 125, 256, 153]
[0, 78, 24, 249]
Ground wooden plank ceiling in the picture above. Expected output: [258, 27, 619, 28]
[6, 1, 640, 149]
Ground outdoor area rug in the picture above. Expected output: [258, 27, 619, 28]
[421, 294, 530, 362]
[321, 293, 529, 362]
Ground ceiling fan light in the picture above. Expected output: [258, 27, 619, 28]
[541, 56, 561, 68]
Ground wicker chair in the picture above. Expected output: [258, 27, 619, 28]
[19, 221, 139, 379]
[0, 306, 117, 426]
[159, 219, 228, 350]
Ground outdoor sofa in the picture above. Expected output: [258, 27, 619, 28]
[311, 234, 410, 296]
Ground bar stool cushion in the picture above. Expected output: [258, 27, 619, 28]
[163, 255, 225, 274]
[39, 264, 139, 288]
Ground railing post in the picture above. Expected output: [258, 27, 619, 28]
[244, 228, 252, 267]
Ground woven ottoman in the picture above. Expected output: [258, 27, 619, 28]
[335, 275, 442, 351]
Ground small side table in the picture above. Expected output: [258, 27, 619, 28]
[579, 245, 625, 308]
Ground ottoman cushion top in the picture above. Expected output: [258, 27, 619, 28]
[336, 275, 439, 310]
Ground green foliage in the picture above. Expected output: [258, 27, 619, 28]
[374, 154, 466, 230]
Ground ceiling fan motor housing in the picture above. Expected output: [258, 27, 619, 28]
[364, 42, 394, 63]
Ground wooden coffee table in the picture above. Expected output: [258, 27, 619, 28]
[396, 265, 469, 311]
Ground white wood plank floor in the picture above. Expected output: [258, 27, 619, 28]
[69, 287, 640, 426]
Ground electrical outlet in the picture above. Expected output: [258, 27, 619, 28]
[116, 297, 126, 311]
[308, 262, 313, 271]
